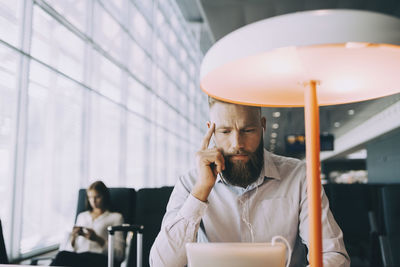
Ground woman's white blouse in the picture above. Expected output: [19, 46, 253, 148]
[63, 210, 125, 261]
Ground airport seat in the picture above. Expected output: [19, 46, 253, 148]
[31, 187, 137, 266]
[127, 186, 173, 267]
[31, 186, 174, 266]
[378, 185, 400, 267]
[76, 187, 137, 266]
[0, 219, 9, 264]
[327, 183, 372, 266]
[76, 187, 137, 225]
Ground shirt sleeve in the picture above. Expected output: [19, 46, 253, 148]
[298, 171, 351, 267]
[149, 175, 208, 267]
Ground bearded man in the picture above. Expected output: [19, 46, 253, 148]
[150, 97, 350, 267]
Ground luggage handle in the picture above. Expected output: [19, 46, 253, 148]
[108, 224, 144, 267]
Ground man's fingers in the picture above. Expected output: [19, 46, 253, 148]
[215, 159, 223, 173]
[200, 122, 215, 150]
[215, 153, 225, 173]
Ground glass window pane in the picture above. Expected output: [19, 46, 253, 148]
[156, 67, 168, 100]
[93, 2, 124, 63]
[167, 79, 178, 108]
[179, 47, 188, 66]
[168, 28, 178, 53]
[133, 0, 153, 21]
[130, 4, 152, 53]
[0, 44, 19, 251]
[89, 94, 121, 186]
[31, 5, 85, 82]
[21, 61, 83, 254]
[43, 0, 87, 33]
[126, 113, 149, 189]
[101, 0, 127, 25]
[154, 126, 167, 184]
[129, 40, 151, 84]
[0, 0, 22, 47]
[127, 77, 149, 118]
[156, 37, 168, 70]
[91, 50, 122, 103]
[169, 56, 178, 80]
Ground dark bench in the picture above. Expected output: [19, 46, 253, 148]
[323, 183, 400, 267]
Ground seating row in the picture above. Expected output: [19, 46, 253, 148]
[1, 184, 398, 267]
[75, 186, 174, 267]
[323, 183, 400, 267]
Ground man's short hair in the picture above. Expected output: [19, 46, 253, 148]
[208, 96, 261, 114]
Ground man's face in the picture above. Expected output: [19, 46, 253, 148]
[208, 102, 266, 187]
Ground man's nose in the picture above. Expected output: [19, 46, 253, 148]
[230, 131, 244, 150]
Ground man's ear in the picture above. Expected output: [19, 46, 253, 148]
[261, 117, 266, 132]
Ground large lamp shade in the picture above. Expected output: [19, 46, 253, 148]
[199, 9, 400, 267]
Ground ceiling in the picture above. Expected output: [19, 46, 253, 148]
[176, 0, 400, 159]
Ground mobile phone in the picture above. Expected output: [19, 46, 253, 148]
[73, 226, 84, 235]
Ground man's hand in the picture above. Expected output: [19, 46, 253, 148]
[191, 123, 225, 202]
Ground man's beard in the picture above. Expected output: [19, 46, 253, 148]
[221, 137, 264, 188]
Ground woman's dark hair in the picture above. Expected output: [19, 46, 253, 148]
[85, 180, 111, 211]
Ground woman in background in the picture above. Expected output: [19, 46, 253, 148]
[52, 181, 125, 267]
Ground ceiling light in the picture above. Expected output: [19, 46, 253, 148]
[348, 109, 355, 115]
[271, 132, 277, 138]
[272, 123, 279, 129]
[346, 149, 367, 159]
[272, 111, 281, 118]
[334, 122, 340, 128]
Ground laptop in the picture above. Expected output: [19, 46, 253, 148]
[186, 242, 286, 267]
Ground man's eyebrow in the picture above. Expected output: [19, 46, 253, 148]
[215, 126, 232, 130]
[215, 124, 259, 130]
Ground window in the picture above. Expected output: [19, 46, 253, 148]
[31, 6, 85, 82]
[0, 0, 207, 259]
[91, 49, 123, 103]
[0, 0, 22, 47]
[127, 77, 149, 118]
[0, 44, 19, 252]
[43, 0, 87, 33]
[126, 113, 149, 189]
[129, 4, 152, 53]
[21, 61, 83, 253]
[88, 94, 121, 186]
[92, 2, 124, 64]
[128, 39, 151, 85]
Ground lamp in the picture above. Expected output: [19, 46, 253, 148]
[199, 9, 400, 267]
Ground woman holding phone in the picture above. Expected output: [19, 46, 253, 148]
[51, 181, 125, 267]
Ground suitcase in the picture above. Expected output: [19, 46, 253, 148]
[107, 224, 144, 267]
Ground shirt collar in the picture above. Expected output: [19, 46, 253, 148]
[216, 149, 281, 187]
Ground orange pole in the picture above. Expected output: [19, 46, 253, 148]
[304, 80, 322, 267]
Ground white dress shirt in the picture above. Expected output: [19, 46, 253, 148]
[150, 149, 350, 267]
[62, 210, 125, 261]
